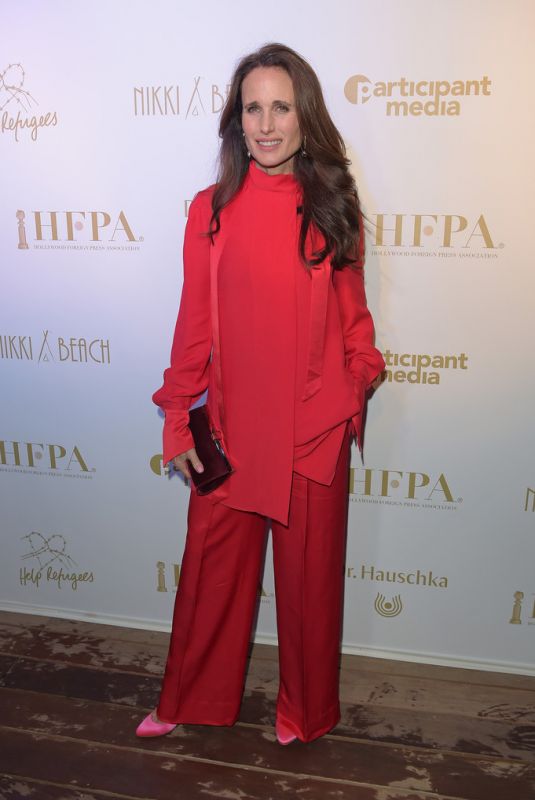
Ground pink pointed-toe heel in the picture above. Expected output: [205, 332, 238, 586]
[275, 718, 297, 745]
[136, 710, 177, 738]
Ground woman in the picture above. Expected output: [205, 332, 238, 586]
[136, 43, 385, 745]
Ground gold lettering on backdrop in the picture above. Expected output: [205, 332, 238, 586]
[1, 110, 58, 142]
[360, 565, 448, 589]
[374, 213, 404, 246]
[26, 443, 44, 467]
[38, 329, 55, 363]
[212, 85, 225, 113]
[133, 86, 180, 115]
[133, 87, 145, 115]
[65, 211, 86, 240]
[90, 212, 111, 241]
[386, 100, 460, 116]
[348, 466, 372, 496]
[34, 211, 59, 241]
[464, 215, 495, 249]
[370, 214, 496, 250]
[412, 215, 438, 246]
[442, 215, 467, 247]
[428, 474, 454, 503]
[0, 335, 33, 360]
[66, 446, 89, 472]
[350, 468, 455, 505]
[345, 73, 492, 115]
[0, 333, 109, 364]
[19, 566, 94, 590]
[156, 562, 182, 592]
[186, 76, 205, 118]
[0, 441, 90, 471]
[21, 210, 139, 246]
[110, 211, 136, 242]
[0, 440, 22, 466]
[381, 350, 468, 386]
[525, 488, 535, 512]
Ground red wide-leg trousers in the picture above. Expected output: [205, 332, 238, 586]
[157, 430, 350, 743]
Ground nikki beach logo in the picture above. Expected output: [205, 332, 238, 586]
[1, 63, 58, 141]
[133, 76, 230, 117]
[0, 330, 111, 364]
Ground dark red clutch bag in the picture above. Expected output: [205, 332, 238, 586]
[186, 405, 232, 495]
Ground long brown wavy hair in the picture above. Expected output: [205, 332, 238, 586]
[210, 43, 361, 270]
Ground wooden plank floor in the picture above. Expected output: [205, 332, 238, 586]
[0, 611, 534, 799]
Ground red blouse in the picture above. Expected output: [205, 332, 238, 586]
[153, 160, 385, 525]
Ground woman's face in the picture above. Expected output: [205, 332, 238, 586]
[241, 66, 302, 175]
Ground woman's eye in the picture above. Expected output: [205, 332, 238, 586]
[276, 104, 290, 112]
[246, 105, 260, 113]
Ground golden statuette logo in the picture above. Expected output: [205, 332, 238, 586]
[156, 560, 272, 601]
[16, 210, 29, 249]
[509, 591, 535, 625]
[374, 593, 403, 617]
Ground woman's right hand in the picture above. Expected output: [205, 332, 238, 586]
[172, 448, 204, 480]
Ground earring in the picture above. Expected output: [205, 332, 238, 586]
[300, 134, 307, 157]
[242, 130, 251, 158]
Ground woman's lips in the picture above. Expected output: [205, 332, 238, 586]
[256, 139, 282, 149]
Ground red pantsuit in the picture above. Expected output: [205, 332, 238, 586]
[153, 161, 385, 742]
[157, 425, 350, 742]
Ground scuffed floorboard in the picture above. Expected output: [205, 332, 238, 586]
[0, 611, 534, 800]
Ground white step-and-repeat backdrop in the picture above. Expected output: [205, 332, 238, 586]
[2, 0, 534, 674]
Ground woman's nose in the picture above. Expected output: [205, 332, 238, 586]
[260, 111, 274, 133]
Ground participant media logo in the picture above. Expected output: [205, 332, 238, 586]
[19, 532, 94, 590]
[133, 76, 230, 117]
[381, 350, 468, 385]
[16, 208, 142, 251]
[366, 212, 502, 259]
[1, 63, 58, 141]
[150, 454, 168, 476]
[0, 439, 94, 479]
[344, 74, 491, 116]
[349, 467, 460, 510]
[0, 331, 110, 364]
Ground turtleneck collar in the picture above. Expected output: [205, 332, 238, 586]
[247, 159, 298, 193]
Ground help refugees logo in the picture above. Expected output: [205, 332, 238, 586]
[20, 532, 94, 590]
[21, 532, 76, 571]
[1, 63, 58, 141]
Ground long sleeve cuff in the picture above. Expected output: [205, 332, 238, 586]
[161, 409, 194, 466]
